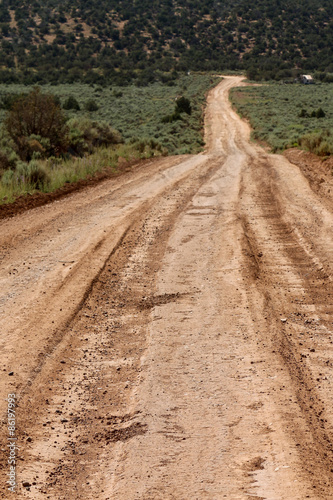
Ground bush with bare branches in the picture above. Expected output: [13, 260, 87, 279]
[4, 87, 68, 161]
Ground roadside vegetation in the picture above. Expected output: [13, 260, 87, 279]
[230, 82, 333, 155]
[0, 74, 218, 204]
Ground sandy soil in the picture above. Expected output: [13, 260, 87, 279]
[1, 76, 333, 499]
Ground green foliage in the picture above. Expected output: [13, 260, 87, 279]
[0, 93, 23, 110]
[162, 95, 192, 122]
[0, 73, 217, 202]
[230, 83, 333, 154]
[63, 96, 80, 110]
[0, 149, 17, 172]
[176, 96, 192, 115]
[161, 111, 182, 123]
[85, 99, 99, 112]
[67, 117, 122, 155]
[298, 130, 333, 156]
[0, 0, 332, 83]
[0, 140, 166, 202]
[0, 74, 217, 160]
[1, 168, 15, 186]
[4, 87, 68, 160]
[316, 107, 325, 118]
[299, 109, 308, 118]
[16, 160, 50, 189]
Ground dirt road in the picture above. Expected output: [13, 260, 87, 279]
[1, 76, 333, 499]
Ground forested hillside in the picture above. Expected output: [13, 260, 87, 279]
[0, 0, 332, 84]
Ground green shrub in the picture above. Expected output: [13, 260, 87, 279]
[63, 96, 80, 110]
[0, 149, 17, 172]
[298, 130, 333, 156]
[161, 110, 182, 123]
[4, 87, 68, 161]
[175, 96, 192, 115]
[316, 107, 325, 118]
[67, 117, 122, 155]
[0, 93, 22, 110]
[16, 160, 50, 189]
[85, 99, 99, 112]
[1, 168, 15, 186]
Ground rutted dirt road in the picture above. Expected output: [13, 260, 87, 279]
[1, 76, 333, 499]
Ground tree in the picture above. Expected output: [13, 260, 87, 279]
[4, 87, 68, 160]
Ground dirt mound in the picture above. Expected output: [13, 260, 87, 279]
[284, 148, 333, 203]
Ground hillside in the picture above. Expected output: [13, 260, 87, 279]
[0, 0, 332, 84]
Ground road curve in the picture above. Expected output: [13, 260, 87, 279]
[1, 76, 333, 499]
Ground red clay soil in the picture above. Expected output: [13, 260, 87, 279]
[284, 148, 333, 204]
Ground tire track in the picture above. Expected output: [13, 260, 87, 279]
[239, 155, 333, 496]
[1, 156, 222, 499]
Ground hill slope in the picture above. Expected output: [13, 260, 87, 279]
[0, 0, 332, 83]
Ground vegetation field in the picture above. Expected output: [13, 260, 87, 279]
[230, 82, 333, 155]
[0, 0, 332, 84]
[0, 73, 218, 155]
[0, 74, 219, 204]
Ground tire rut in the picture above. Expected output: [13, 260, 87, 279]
[2, 157, 222, 499]
[240, 155, 333, 496]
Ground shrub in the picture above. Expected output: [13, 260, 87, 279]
[175, 96, 192, 115]
[67, 117, 122, 155]
[299, 109, 308, 118]
[0, 93, 22, 110]
[0, 149, 17, 172]
[4, 87, 68, 160]
[316, 107, 325, 118]
[63, 96, 80, 110]
[16, 160, 50, 189]
[161, 110, 181, 123]
[85, 99, 99, 111]
[1, 168, 15, 186]
[299, 130, 333, 156]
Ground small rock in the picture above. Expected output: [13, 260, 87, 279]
[8, 372, 14, 376]
[280, 318, 287, 323]
[22, 481, 31, 488]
